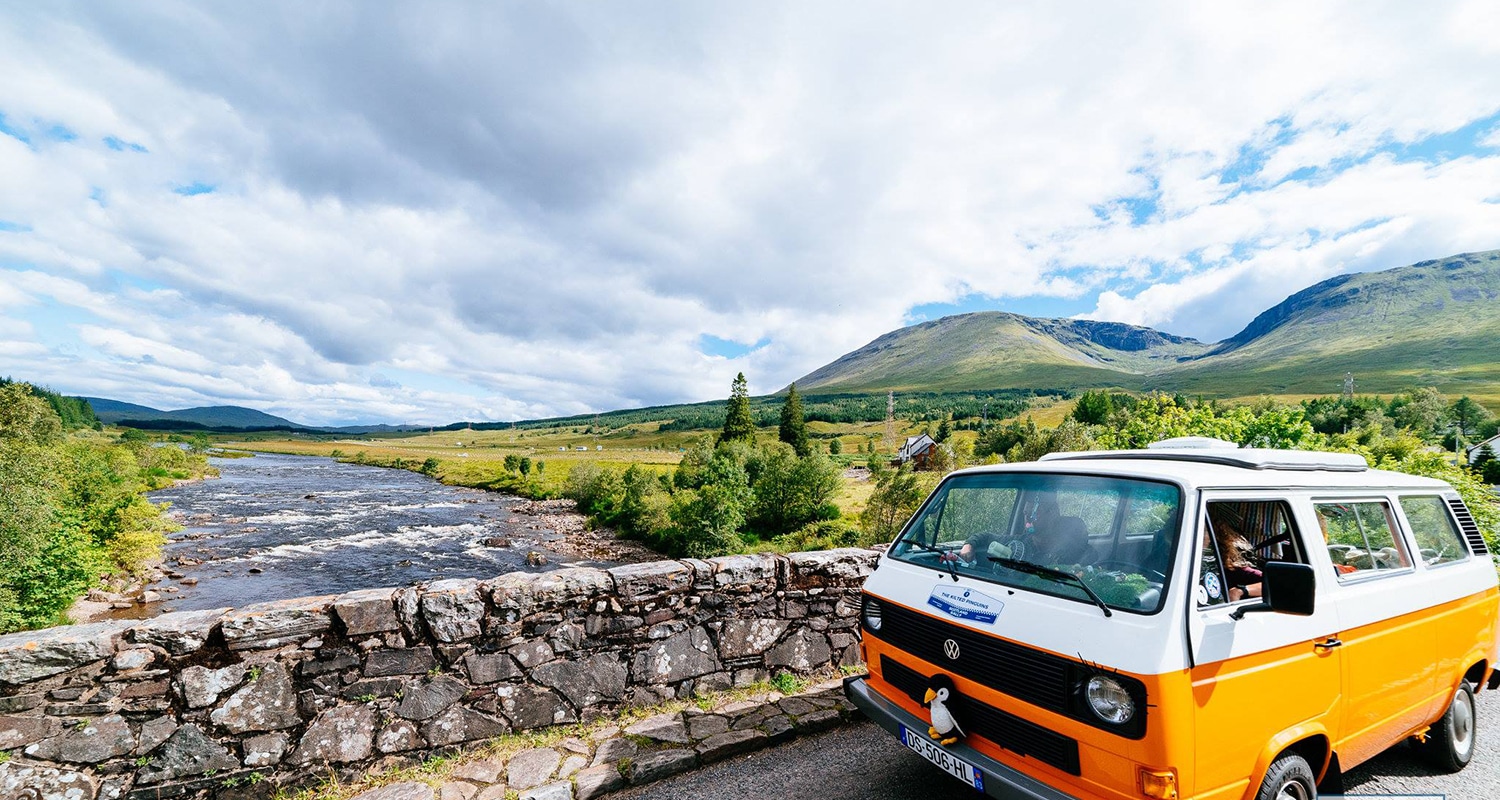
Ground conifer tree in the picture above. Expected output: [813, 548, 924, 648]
[778, 383, 810, 456]
[935, 415, 952, 443]
[720, 372, 756, 444]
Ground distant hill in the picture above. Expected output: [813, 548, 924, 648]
[794, 250, 1500, 400]
[83, 398, 310, 430]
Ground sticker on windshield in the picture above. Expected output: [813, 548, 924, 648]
[927, 585, 1003, 624]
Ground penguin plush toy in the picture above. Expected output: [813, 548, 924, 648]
[923, 674, 966, 746]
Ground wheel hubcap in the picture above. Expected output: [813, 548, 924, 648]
[1452, 689, 1475, 759]
[1275, 778, 1311, 800]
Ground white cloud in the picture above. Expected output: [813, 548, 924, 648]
[0, 2, 1498, 422]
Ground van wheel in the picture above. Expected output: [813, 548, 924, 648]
[1419, 682, 1476, 773]
[1256, 753, 1317, 800]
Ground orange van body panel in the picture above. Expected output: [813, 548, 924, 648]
[863, 584, 1499, 800]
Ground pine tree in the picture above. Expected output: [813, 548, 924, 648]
[778, 383, 810, 456]
[720, 373, 756, 444]
[935, 415, 952, 443]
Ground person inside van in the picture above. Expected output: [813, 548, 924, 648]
[1210, 516, 1263, 600]
[949, 495, 1091, 567]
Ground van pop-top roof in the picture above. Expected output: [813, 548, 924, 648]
[1038, 437, 1370, 473]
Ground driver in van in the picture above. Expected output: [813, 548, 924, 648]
[947, 495, 1090, 567]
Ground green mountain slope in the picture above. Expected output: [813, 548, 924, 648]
[1153, 250, 1500, 396]
[793, 313, 1207, 393]
[793, 250, 1500, 400]
[84, 398, 308, 429]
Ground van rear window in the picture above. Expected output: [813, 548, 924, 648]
[1398, 495, 1470, 567]
[889, 473, 1182, 614]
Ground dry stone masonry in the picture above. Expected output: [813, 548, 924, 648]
[0, 548, 876, 800]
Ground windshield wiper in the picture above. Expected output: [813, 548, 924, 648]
[903, 538, 960, 582]
[989, 557, 1113, 617]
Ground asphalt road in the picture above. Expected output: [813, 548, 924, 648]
[614, 695, 1499, 800]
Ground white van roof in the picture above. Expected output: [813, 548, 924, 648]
[956, 438, 1451, 491]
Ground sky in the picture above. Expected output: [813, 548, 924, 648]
[2, 2, 1500, 426]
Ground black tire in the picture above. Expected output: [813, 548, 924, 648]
[1418, 682, 1476, 773]
[1256, 753, 1317, 800]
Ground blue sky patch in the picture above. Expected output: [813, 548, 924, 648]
[104, 136, 149, 153]
[0, 220, 32, 233]
[174, 181, 217, 196]
[699, 334, 769, 359]
[0, 112, 30, 145]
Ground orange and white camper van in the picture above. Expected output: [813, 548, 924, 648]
[845, 439, 1499, 800]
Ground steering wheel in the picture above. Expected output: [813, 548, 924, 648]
[1090, 559, 1166, 582]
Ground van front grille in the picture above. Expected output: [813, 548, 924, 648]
[867, 597, 1147, 739]
[1448, 498, 1489, 555]
[881, 655, 1082, 776]
[872, 600, 1072, 709]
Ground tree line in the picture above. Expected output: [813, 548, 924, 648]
[0, 383, 214, 632]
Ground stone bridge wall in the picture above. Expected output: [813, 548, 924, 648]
[0, 548, 877, 800]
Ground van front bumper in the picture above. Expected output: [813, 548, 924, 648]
[844, 675, 1081, 800]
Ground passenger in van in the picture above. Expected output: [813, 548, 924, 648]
[1211, 518, 1262, 601]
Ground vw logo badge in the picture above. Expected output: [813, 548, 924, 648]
[943, 639, 961, 660]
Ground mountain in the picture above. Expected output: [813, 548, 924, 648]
[793, 250, 1500, 399]
[83, 399, 310, 430]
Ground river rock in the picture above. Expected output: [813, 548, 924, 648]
[209, 663, 302, 733]
[533, 652, 628, 709]
[633, 626, 720, 684]
[421, 579, 485, 642]
[127, 608, 228, 655]
[289, 704, 375, 764]
[0, 620, 126, 684]
[717, 618, 791, 659]
[765, 629, 832, 671]
[220, 595, 334, 650]
[0, 714, 62, 750]
[25, 713, 134, 764]
[334, 587, 401, 636]
[421, 705, 508, 746]
[397, 675, 469, 721]
[136, 724, 239, 784]
[0, 762, 97, 800]
[607, 561, 692, 604]
[180, 664, 245, 708]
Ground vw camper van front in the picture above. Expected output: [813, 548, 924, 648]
[844, 443, 1499, 800]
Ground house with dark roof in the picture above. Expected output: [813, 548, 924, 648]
[893, 433, 939, 470]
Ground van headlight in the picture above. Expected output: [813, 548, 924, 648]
[862, 596, 883, 632]
[1085, 675, 1135, 724]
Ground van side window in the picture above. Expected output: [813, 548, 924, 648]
[1398, 495, 1470, 567]
[1197, 501, 1305, 608]
[1316, 501, 1412, 578]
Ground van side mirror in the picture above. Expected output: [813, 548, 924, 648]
[1230, 562, 1316, 620]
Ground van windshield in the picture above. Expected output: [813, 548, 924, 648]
[889, 472, 1182, 614]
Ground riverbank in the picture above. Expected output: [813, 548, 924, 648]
[65, 452, 665, 624]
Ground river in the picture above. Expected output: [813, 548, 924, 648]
[135, 452, 644, 615]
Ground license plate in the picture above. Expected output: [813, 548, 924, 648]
[900, 724, 985, 792]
